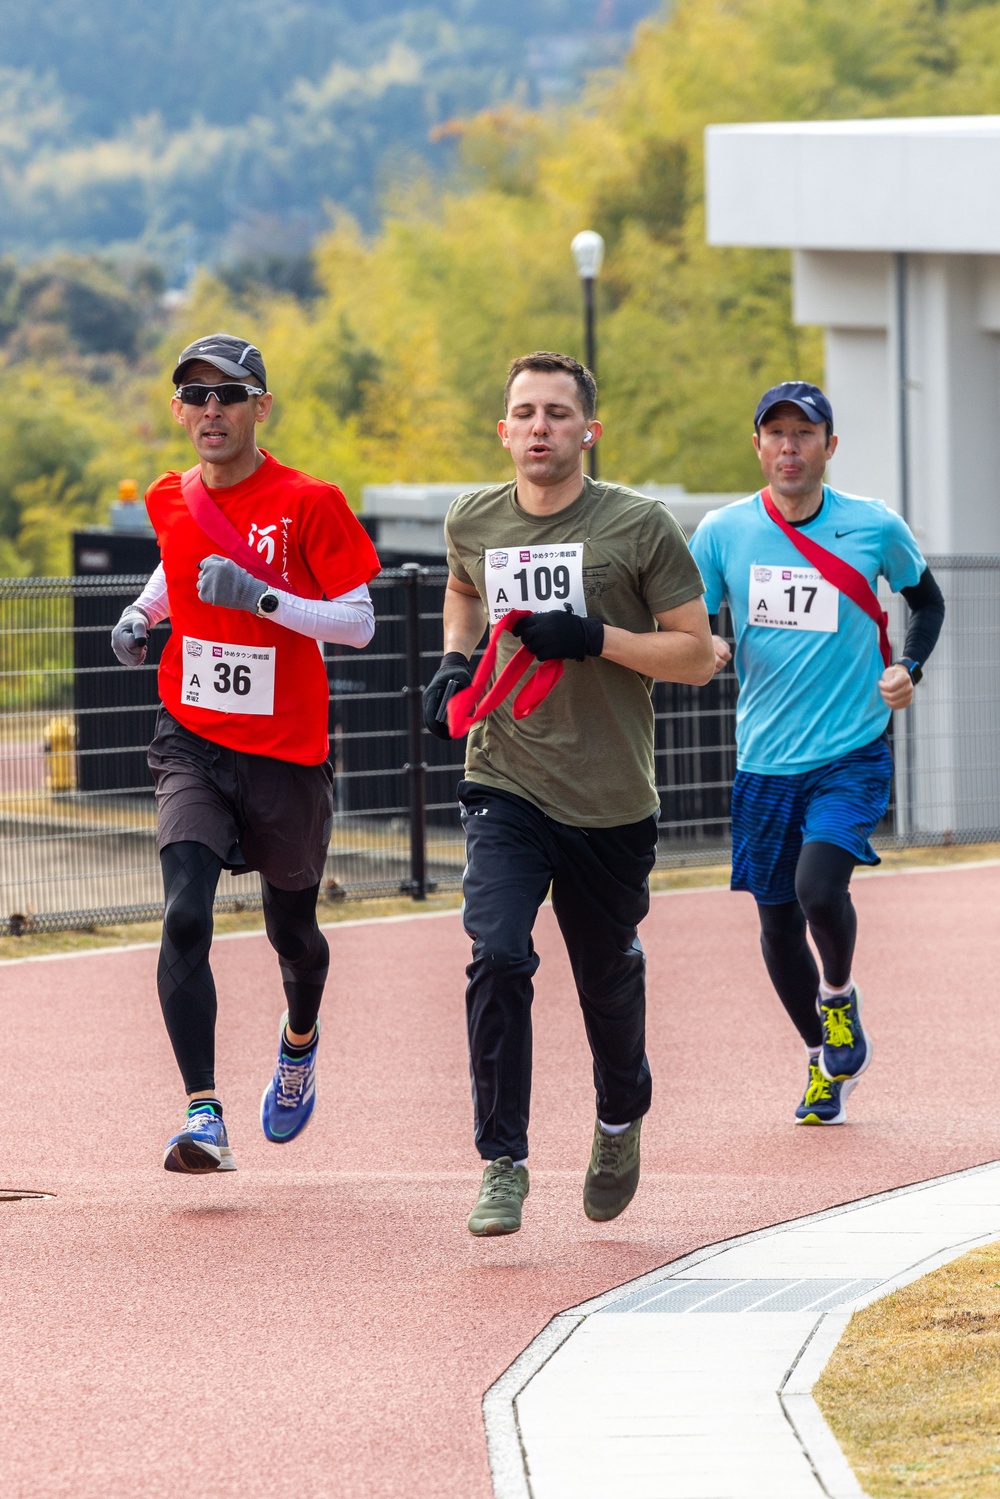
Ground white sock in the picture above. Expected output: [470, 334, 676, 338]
[819, 975, 854, 1001]
[513, 1159, 527, 1169]
[598, 1119, 632, 1136]
[806, 1045, 821, 1062]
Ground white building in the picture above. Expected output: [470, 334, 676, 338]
[706, 114, 1000, 554]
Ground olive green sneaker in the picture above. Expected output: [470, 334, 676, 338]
[583, 1117, 642, 1222]
[467, 1156, 529, 1236]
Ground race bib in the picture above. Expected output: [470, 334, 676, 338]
[484, 544, 586, 625]
[748, 565, 838, 633]
[181, 636, 276, 716]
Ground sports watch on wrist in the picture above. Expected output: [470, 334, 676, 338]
[256, 588, 280, 617]
[897, 657, 923, 685]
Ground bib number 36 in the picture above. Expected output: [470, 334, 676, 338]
[213, 662, 252, 695]
[181, 636, 276, 715]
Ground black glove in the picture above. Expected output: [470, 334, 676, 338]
[511, 610, 604, 662]
[422, 652, 473, 740]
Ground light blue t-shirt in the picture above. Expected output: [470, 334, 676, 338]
[689, 487, 926, 775]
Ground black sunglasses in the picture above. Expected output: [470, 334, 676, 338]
[175, 382, 266, 406]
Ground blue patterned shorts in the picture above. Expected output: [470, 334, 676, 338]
[731, 736, 893, 905]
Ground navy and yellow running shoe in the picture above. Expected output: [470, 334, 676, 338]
[795, 1059, 856, 1126]
[818, 986, 872, 1082]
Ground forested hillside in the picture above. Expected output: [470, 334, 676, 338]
[8, 0, 1000, 577]
[0, 0, 656, 265]
[161, 0, 1000, 498]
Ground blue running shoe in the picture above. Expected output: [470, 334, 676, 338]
[795, 1059, 857, 1125]
[164, 1105, 237, 1174]
[261, 1012, 319, 1143]
[818, 986, 872, 1082]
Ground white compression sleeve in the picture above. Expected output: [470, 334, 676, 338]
[271, 583, 375, 647]
[129, 566, 374, 649]
[130, 564, 171, 626]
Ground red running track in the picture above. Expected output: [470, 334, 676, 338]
[0, 864, 997, 1498]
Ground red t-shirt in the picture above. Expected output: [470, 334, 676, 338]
[146, 451, 380, 765]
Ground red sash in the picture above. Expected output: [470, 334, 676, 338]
[447, 611, 564, 738]
[180, 465, 289, 591]
[760, 487, 891, 667]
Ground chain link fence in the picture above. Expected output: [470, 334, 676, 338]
[0, 559, 990, 935]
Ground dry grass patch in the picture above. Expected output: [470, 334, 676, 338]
[1, 841, 997, 963]
[815, 1241, 1000, 1496]
[869, 842, 1000, 874]
[0, 890, 466, 963]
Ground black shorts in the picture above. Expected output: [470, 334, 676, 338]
[147, 708, 334, 890]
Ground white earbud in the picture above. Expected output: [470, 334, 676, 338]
[584, 430, 593, 442]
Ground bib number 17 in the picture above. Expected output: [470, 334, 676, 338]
[748, 565, 838, 634]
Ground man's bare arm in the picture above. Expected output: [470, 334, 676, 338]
[600, 596, 717, 685]
[443, 575, 488, 659]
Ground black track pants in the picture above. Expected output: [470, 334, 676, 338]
[459, 781, 657, 1162]
[157, 841, 328, 1093]
[756, 840, 858, 1047]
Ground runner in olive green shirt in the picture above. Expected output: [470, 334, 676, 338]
[446, 474, 703, 826]
[422, 351, 714, 1236]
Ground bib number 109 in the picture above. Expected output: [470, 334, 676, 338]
[512, 563, 572, 603]
[484, 543, 586, 623]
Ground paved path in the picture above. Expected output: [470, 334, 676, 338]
[0, 864, 997, 1498]
[506, 1161, 1000, 1498]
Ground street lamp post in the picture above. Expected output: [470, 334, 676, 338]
[571, 230, 604, 480]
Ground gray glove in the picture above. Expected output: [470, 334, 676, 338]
[197, 554, 266, 613]
[111, 608, 149, 667]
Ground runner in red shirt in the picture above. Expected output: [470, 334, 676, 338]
[112, 333, 380, 1174]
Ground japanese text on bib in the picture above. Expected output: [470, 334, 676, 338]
[484, 544, 586, 624]
[748, 565, 838, 633]
[181, 637, 276, 716]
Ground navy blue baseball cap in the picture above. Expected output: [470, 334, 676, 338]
[754, 381, 833, 431]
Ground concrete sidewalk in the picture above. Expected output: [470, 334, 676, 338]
[491, 1161, 1000, 1498]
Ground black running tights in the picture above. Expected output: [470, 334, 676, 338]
[157, 841, 330, 1094]
[756, 841, 857, 1048]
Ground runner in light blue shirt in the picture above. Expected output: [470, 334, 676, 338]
[689, 381, 944, 1127]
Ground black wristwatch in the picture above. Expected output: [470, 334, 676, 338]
[897, 657, 923, 685]
[256, 589, 280, 616]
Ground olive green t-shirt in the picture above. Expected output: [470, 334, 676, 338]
[445, 476, 705, 827]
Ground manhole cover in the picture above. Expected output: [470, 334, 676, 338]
[0, 1190, 54, 1202]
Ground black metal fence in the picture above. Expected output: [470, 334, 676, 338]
[0, 560, 993, 935]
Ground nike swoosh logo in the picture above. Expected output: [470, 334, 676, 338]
[834, 530, 855, 538]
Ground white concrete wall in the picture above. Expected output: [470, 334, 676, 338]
[822, 328, 893, 505]
[706, 117, 1000, 253]
[787, 248, 1000, 553]
[904, 254, 1000, 554]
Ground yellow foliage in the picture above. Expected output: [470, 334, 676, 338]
[128, 0, 1000, 509]
[16, 0, 1000, 575]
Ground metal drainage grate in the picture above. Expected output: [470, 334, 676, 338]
[599, 1276, 884, 1314]
[0, 1189, 55, 1202]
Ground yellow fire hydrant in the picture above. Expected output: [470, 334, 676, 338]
[43, 715, 77, 794]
